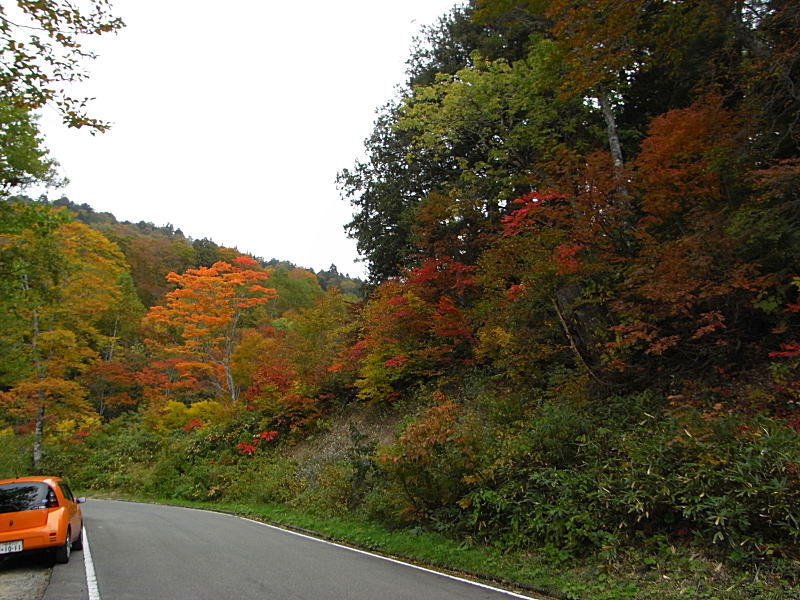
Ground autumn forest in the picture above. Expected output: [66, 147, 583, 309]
[1, 0, 799, 598]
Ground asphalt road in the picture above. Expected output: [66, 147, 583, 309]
[40, 499, 539, 600]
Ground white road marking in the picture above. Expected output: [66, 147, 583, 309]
[82, 527, 102, 600]
[236, 516, 544, 600]
[119, 501, 547, 600]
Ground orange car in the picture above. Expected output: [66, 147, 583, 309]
[0, 476, 84, 564]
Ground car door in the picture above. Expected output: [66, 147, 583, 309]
[57, 483, 82, 539]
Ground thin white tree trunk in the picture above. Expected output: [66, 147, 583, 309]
[33, 403, 44, 470]
[597, 86, 624, 171]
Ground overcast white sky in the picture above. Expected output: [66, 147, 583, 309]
[35, 0, 459, 279]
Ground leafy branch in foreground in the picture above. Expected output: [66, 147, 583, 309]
[0, 0, 124, 130]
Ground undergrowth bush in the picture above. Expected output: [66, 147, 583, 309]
[223, 454, 304, 505]
[377, 394, 482, 526]
[24, 381, 799, 582]
[462, 391, 800, 564]
[42, 413, 159, 491]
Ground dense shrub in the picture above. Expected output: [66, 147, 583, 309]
[376, 394, 482, 526]
[462, 392, 800, 562]
[222, 454, 304, 505]
[41, 413, 159, 491]
[19, 382, 798, 575]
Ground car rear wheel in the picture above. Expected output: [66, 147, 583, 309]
[72, 525, 83, 551]
[54, 527, 71, 564]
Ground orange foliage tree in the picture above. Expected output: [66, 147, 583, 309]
[605, 98, 775, 374]
[144, 257, 275, 403]
[475, 95, 789, 388]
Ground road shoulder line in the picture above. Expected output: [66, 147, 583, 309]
[99, 499, 555, 600]
[82, 528, 101, 600]
[237, 514, 542, 600]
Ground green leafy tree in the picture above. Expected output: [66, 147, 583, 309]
[263, 268, 323, 318]
[0, 0, 124, 129]
[339, 2, 533, 283]
[0, 104, 59, 196]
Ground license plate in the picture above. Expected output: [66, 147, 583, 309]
[0, 540, 23, 554]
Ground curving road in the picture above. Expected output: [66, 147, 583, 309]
[39, 499, 541, 600]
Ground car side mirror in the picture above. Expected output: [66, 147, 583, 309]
[76, 497, 86, 504]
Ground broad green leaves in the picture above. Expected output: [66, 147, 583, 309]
[0, 0, 124, 129]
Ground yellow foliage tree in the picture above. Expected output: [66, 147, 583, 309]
[0, 214, 128, 467]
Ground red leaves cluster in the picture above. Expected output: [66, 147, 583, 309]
[349, 258, 478, 401]
[136, 358, 204, 404]
[770, 299, 800, 359]
[636, 96, 739, 222]
[384, 355, 410, 368]
[553, 243, 586, 275]
[328, 340, 368, 375]
[256, 430, 278, 442]
[771, 343, 800, 359]
[244, 355, 323, 431]
[505, 283, 525, 301]
[405, 256, 476, 298]
[405, 259, 475, 351]
[501, 193, 566, 236]
[80, 360, 141, 415]
[235, 430, 279, 456]
[247, 356, 295, 395]
[182, 418, 203, 432]
[691, 311, 727, 341]
[432, 296, 474, 343]
[235, 442, 257, 455]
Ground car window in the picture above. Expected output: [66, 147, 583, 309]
[0, 482, 50, 512]
[58, 483, 75, 502]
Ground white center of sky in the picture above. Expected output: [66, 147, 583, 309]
[37, 0, 460, 279]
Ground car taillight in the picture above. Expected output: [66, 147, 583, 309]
[46, 498, 59, 508]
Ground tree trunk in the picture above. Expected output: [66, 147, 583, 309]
[223, 312, 240, 403]
[552, 290, 607, 387]
[597, 86, 625, 172]
[225, 364, 237, 404]
[29, 299, 46, 470]
[106, 315, 119, 361]
[32, 402, 44, 471]
[596, 84, 634, 241]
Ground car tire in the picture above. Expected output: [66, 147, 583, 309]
[54, 527, 71, 564]
[72, 525, 83, 551]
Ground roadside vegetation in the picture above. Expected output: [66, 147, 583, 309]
[1, 1, 799, 599]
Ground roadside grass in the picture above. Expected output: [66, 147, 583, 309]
[82, 492, 800, 600]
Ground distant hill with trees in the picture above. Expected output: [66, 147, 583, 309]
[45, 197, 364, 305]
